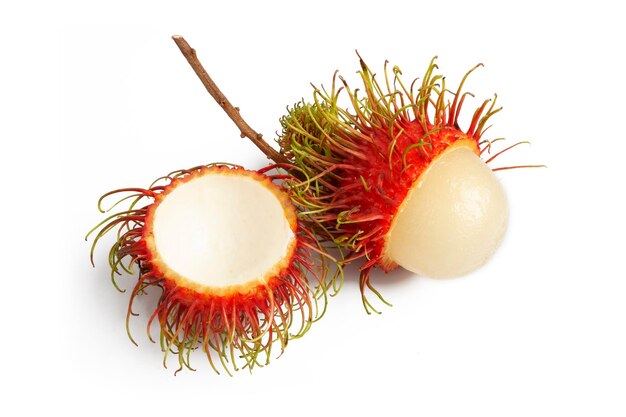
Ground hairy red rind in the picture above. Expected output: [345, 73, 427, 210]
[88, 164, 334, 374]
[279, 57, 502, 313]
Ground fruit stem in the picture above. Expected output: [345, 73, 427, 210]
[172, 35, 289, 164]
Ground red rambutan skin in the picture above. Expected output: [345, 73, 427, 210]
[88, 164, 332, 374]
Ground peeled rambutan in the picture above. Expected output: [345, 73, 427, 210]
[87, 163, 334, 374]
[279, 56, 524, 312]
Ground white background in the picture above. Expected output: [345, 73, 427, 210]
[2, 1, 625, 416]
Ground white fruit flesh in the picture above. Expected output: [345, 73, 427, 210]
[385, 145, 508, 278]
[152, 173, 295, 287]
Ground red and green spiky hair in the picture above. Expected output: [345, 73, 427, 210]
[87, 163, 338, 374]
[278, 56, 524, 312]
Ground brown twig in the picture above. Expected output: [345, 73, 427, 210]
[172, 35, 289, 164]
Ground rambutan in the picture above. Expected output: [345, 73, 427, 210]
[278, 56, 527, 312]
[87, 164, 335, 374]
[167, 36, 540, 314]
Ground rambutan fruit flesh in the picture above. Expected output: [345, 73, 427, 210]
[87, 164, 332, 374]
[384, 139, 508, 278]
[279, 57, 517, 311]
